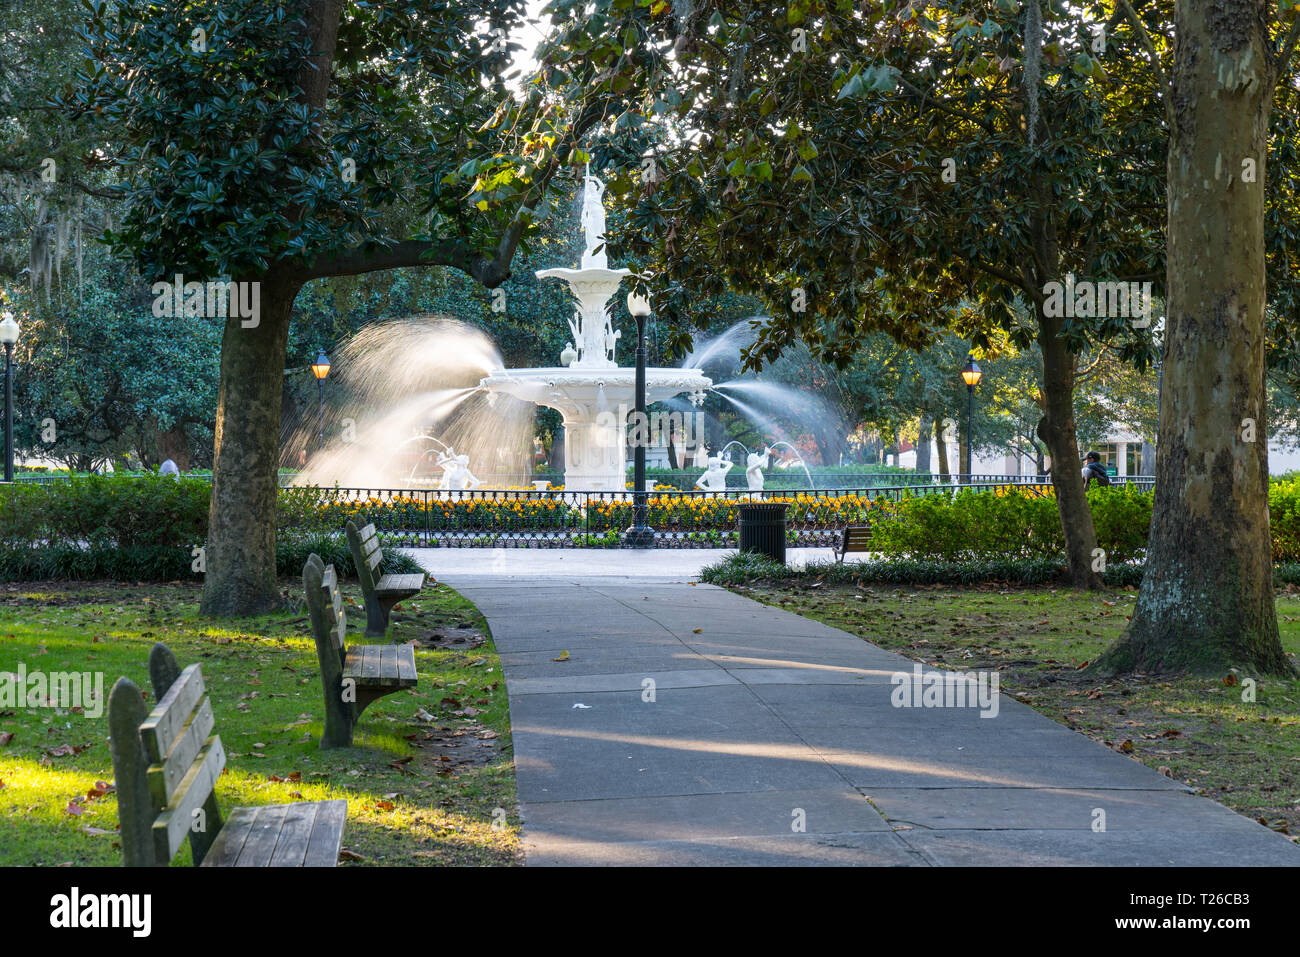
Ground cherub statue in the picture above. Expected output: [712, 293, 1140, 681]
[695, 454, 733, 492]
[435, 447, 480, 491]
[745, 447, 771, 491]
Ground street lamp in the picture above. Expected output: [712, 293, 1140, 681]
[310, 350, 330, 453]
[960, 353, 982, 481]
[0, 312, 19, 482]
[624, 291, 654, 547]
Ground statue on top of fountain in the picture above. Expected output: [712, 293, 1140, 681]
[579, 168, 608, 270]
[535, 164, 630, 372]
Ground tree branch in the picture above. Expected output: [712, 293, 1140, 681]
[896, 75, 997, 135]
[1278, 15, 1300, 77]
[303, 96, 609, 287]
[1118, 0, 1173, 123]
[970, 257, 1032, 293]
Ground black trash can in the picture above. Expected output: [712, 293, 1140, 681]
[737, 502, 788, 564]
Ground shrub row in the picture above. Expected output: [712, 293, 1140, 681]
[700, 553, 1145, 588]
[0, 535, 422, 583]
[866, 484, 1153, 564]
[0, 474, 424, 581]
[703, 554, 1300, 589]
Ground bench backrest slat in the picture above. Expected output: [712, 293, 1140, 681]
[321, 565, 346, 649]
[152, 734, 226, 862]
[146, 696, 215, 809]
[346, 520, 382, 594]
[139, 664, 206, 763]
[360, 525, 383, 563]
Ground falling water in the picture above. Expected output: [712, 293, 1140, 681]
[677, 319, 846, 470]
[284, 316, 536, 488]
[680, 317, 763, 372]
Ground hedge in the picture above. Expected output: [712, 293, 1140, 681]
[702, 554, 1300, 589]
[10, 474, 1300, 582]
[0, 477, 421, 582]
[866, 484, 1152, 564]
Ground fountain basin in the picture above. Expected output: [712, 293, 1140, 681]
[479, 366, 712, 490]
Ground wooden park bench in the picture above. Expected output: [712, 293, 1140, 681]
[108, 642, 346, 867]
[832, 525, 872, 564]
[305, 553, 418, 749]
[345, 520, 426, 638]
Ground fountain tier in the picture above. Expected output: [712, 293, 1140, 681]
[477, 166, 712, 490]
[478, 366, 710, 490]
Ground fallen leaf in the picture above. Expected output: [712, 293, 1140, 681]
[552, 651, 570, 661]
[1223, 674, 1239, 687]
[338, 849, 364, 862]
[1119, 739, 1135, 753]
[0, 732, 14, 746]
[80, 825, 113, 836]
[373, 801, 394, 811]
[65, 801, 84, 817]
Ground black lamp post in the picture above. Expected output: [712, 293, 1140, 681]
[960, 353, 982, 481]
[624, 291, 654, 548]
[0, 312, 18, 482]
[310, 350, 331, 453]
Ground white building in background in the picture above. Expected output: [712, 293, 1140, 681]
[895, 419, 1300, 478]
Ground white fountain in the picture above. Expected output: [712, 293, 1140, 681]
[478, 168, 711, 490]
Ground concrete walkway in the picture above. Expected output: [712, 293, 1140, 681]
[431, 572, 1300, 866]
[406, 547, 835, 579]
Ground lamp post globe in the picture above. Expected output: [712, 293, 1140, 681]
[310, 351, 330, 454]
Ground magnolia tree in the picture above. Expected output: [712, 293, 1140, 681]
[70, 0, 603, 615]
[539, 0, 1169, 588]
[534, 0, 1300, 674]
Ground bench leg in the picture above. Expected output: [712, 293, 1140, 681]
[363, 596, 391, 639]
[354, 686, 393, 719]
[365, 594, 409, 639]
[321, 678, 356, 749]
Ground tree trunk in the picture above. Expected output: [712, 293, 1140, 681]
[1038, 310, 1101, 588]
[200, 273, 299, 616]
[1140, 440, 1156, 476]
[916, 415, 932, 473]
[1097, 0, 1293, 676]
[934, 418, 949, 477]
[155, 423, 190, 471]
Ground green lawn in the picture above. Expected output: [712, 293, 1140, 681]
[0, 579, 521, 866]
[732, 580, 1300, 840]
